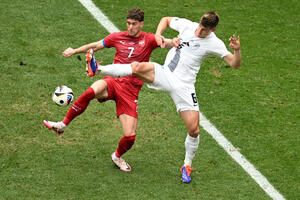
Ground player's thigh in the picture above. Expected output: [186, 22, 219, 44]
[169, 86, 199, 113]
[90, 80, 108, 99]
[119, 114, 138, 136]
[180, 110, 200, 135]
[146, 63, 173, 91]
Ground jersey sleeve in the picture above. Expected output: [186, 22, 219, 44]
[209, 38, 231, 58]
[169, 17, 195, 34]
[103, 32, 118, 48]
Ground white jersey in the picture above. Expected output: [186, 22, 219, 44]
[163, 17, 231, 85]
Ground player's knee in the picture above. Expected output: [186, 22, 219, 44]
[188, 126, 200, 138]
[91, 80, 107, 97]
[189, 131, 199, 138]
[131, 62, 139, 74]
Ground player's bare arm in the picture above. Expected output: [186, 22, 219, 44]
[62, 40, 105, 58]
[155, 17, 180, 48]
[223, 34, 241, 69]
[155, 17, 173, 35]
[155, 34, 180, 48]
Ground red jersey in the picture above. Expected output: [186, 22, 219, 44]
[103, 31, 159, 92]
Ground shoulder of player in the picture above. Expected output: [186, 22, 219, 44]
[107, 31, 135, 41]
[113, 31, 151, 38]
[206, 33, 227, 48]
[108, 31, 129, 37]
[202, 32, 218, 41]
[172, 17, 196, 26]
[175, 19, 198, 35]
[210, 32, 224, 43]
[133, 32, 156, 42]
[144, 32, 157, 39]
[105, 31, 123, 39]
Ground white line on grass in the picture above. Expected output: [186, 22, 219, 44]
[200, 113, 285, 200]
[77, 0, 285, 199]
[78, 0, 119, 33]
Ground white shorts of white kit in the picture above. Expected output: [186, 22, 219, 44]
[146, 62, 199, 112]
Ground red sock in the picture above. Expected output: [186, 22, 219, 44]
[115, 135, 136, 158]
[62, 88, 95, 125]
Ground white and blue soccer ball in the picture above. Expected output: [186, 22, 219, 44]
[52, 85, 74, 106]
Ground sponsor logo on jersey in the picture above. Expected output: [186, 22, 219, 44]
[139, 40, 145, 47]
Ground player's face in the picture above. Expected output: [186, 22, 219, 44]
[127, 19, 144, 37]
[195, 24, 215, 38]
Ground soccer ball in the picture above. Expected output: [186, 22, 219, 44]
[52, 85, 74, 106]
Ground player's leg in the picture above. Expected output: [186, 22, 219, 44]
[168, 86, 200, 183]
[85, 48, 156, 83]
[117, 114, 137, 157]
[109, 81, 139, 172]
[90, 79, 108, 99]
[131, 62, 155, 83]
[111, 114, 137, 172]
[43, 80, 108, 135]
[180, 110, 200, 183]
[180, 110, 200, 164]
[99, 62, 156, 83]
[62, 80, 108, 125]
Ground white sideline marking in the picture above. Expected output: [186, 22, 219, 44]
[78, 0, 119, 33]
[77, 0, 285, 199]
[200, 113, 285, 200]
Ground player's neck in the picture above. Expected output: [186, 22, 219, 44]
[135, 31, 142, 37]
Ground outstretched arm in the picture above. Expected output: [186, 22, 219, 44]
[62, 40, 105, 58]
[155, 35, 180, 49]
[155, 17, 173, 35]
[223, 34, 241, 69]
[154, 17, 180, 48]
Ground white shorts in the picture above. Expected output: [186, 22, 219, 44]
[146, 63, 199, 112]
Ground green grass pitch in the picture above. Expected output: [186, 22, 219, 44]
[0, 0, 299, 199]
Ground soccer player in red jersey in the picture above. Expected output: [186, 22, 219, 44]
[43, 8, 175, 172]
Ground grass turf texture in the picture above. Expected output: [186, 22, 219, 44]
[0, 0, 299, 199]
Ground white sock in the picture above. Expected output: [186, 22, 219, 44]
[184, 134, 200, 167]
[112, 152, 120, 160]
[100, 64, 132, 77]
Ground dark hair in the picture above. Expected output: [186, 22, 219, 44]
[127, 8, 144, 22]
[200, 11, 219, 28]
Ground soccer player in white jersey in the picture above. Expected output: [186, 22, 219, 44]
[92, 11, 241, 183]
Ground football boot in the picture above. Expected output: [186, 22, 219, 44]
[181, 165, 194, 183]
[43, 120, 66, 135]
[111, 153, 132, 172]
[86, 48, 102, 77]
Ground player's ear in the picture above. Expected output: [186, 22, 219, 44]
[211, 27, 216, 32]
[140, 21, 144, 28]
